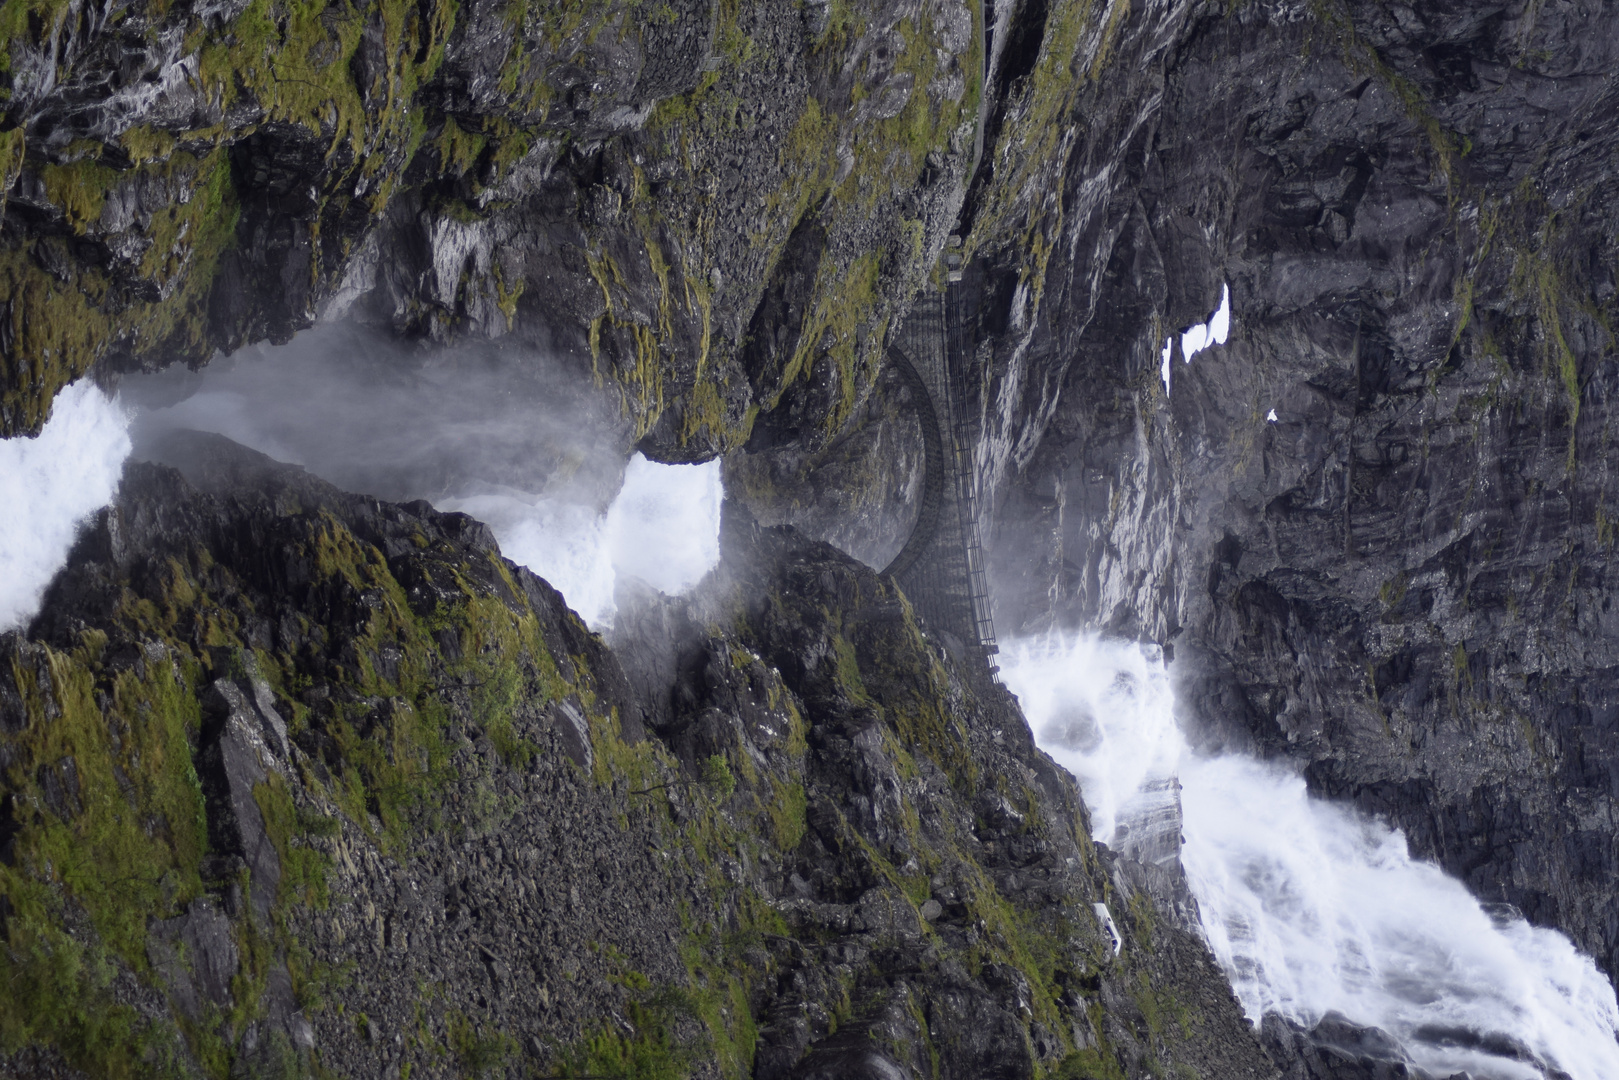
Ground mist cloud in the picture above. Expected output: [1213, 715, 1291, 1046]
[123, 323, 723, 629]
[124, 322, 628, 507]
[0, 381, 131, 632]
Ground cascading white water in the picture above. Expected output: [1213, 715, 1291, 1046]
[604, 452, 724, 599]
[0, 381, 131, 632]
[998, 635, 1182, 848]
[1000, 634, 1619, 1080]
[439, 451, 723, 629]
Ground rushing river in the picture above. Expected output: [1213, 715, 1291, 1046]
[1000, 634, 1619, 1080]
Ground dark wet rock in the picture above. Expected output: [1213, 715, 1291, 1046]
[607, 575, 707, 737]
[1261, 1013, 1428, 1080]
[1257, 1011, 1547, 1080]
[727, 349, 929, 570]
[2, 0, 978, 462]
[964, 0, 1619, 996]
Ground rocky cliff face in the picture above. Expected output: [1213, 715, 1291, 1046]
[724, 357, 928, 571]
[2, 0, 977, 459]
[968, 0, 1619, 988]
[0, 432, 1272, 1077]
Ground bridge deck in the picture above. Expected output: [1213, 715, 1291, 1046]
[881, 283, 1000, 688]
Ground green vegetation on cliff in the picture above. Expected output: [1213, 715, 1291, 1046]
[1, 0, 980, 463]
[0, 445, 1268, 1078]
[0, 450, 611, 1075]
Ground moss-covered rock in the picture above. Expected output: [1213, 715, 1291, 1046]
[1, 0, 981, 456]
[0, 431, 1271, 1078]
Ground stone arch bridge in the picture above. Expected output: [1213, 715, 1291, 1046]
[881, 277, 1001, 689]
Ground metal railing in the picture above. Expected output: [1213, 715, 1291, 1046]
[880, 256, 1000, 685]
[944, 268, 999, 670]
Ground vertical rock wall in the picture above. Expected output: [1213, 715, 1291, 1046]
[970, 0, 1619, 980]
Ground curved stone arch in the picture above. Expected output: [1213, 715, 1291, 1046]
[881, 342, 946, 580]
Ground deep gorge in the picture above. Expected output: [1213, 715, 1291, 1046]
[3, 0, 1619, 1077]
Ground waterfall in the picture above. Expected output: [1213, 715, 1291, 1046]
[0, 381, 131, 632]
[438, 451, 723, 628]
[1000, 634, 1619, 1080]
[120, 325, 723, 630]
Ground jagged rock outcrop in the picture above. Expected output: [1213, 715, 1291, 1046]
[1262, 1014, 1444, 1080]
[961, 0, 1619, 998]
[0, 431, 1273, 1078]
[724, 357, 929, 570]
[2, 0, 977, 460]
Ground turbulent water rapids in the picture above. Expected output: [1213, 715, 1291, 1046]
[1001, 635, 1619, 1080]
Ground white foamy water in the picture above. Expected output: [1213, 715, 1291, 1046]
[1000, 634, 1619, 1080]
[605, 452, 723, 597]
[999, 635, 1181, 844]
[440, 452, 722, 629]
[0, 382, 131, 632]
